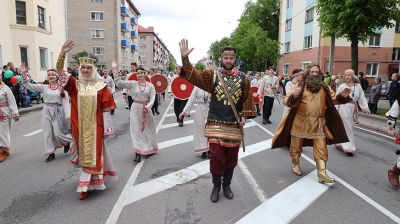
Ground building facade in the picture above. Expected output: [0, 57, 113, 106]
[67, 0, 140, 71]
[279, 0, 400, 81]
[138, 25, 170, 72]
[0, 0, 67, 81]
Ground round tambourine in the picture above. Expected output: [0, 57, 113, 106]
[171, 77, 194, 100]
[150, 74, 169, 93]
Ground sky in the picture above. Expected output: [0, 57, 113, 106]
[133, 0, 249, 64]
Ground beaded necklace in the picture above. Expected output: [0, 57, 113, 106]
[138, 81, 147, 93]
[49, 83, 58, 90]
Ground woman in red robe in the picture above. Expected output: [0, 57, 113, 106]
[56, 40, 117, 200]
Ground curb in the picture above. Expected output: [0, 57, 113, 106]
[358, 113, 387, 122]
[19, 105, 44, 115]
[357, 120, 394, 137]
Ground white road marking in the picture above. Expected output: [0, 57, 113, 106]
[355, 126, 395, 140]
[159, 120, 195, 129]
[238, 160, 268, 203]
[165, 110, 195, 118]
[24, 129, 42, 137]
[158, 135, 193, 149]
[106, 100, 173, 224]
[122, 139, 272, 206]
[237, 170, 330, 224]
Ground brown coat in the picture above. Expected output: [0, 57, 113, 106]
[272, 84, 351, 149]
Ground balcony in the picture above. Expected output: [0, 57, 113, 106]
[130, 17, 137, 25]
[121, 22, 130, 32]
[131, 45, 137, 52]
[121, 39, 130, 48]
[121, 6, 129, 17]
[130, 30, 137, 38]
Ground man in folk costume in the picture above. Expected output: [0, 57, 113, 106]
[272, 64, 352, 184]
[56, 40, 118, 200]
[386, 94, 400, 189]
[101, 67, 116, 115]
[125, 62, 138, 109]
[179, 39, 256, 202]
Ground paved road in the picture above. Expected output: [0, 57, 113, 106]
[0, 92, 399, 224]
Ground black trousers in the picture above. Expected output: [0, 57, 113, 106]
[256, 104, 260, 114]
[368, 103, 378, 114]
[174, 98, 188, 121]
[128, 96, 133, 109]
[262, 96, 274, 121]
[152, 94, 159, 112]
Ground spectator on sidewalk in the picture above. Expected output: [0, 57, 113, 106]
[368, 77, 382, 114]
[358, 72, 369, 92]
[388, 73, 400, 107]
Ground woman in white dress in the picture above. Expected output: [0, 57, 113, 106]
[113, 63, 158, 163]
[0, 72, 19, 162]
[179, 86, 210, 159]
[335, 69, 370, 155]
[22, 68, 72, 162]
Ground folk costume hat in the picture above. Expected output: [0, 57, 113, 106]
[78, 57, 99, 82]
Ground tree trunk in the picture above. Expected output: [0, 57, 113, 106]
[350, 34, 359, 75]
[328, 35, 335, 75]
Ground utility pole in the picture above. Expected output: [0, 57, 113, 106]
[328, 35, 335, 74]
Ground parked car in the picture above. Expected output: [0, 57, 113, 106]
[381, 80, 392, 99]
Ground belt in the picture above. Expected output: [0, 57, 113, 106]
[133, 100, 149, 105]
[0, 102, 9, 107]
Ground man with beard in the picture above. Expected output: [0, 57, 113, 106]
[272, 64, 351, 184]
[178, 39, 256, 202]
[125, 62, 138, 109]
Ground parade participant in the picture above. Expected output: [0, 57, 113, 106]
[386, 98, 400, 189]
[272, 64, 351, 183]
[168, 66, 188, 127]
[178, 39, 256, 203]
[149, 67, 160, 115]
[113, 62, 158, 163]
[0, 72, 19, 162]
[179, 86, 210, 159]
[125, 62, 138, 109]
[251, 72, 262, 115]
[56, 40, 118, 200]
[335, 69, 369, 155]
[282, 69, 303, 116]
[21, 67, 72, 162]
[101, 67, 116, 115]
[257, 67, 279, 124]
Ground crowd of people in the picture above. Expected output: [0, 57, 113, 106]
[1, 39, 400, 203]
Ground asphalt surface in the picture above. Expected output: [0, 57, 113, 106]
[0, 92, 399, 224]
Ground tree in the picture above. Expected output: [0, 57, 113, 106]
[195, 62, 206, 71]
[168, 54, 177, 72]
[71, 51, 98, 65]
[317, 0, 400, 74]
[209, 37, 231, 65]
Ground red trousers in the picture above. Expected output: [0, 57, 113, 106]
[209, 143, 239, 175]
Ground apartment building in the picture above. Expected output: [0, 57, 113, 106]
[279, 0, 400, 81]
[66, 0, 140, 71]
[138, 25, 170, 72]
[0, 0, 67, 81]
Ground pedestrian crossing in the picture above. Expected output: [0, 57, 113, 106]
[107, 100, 400, 224]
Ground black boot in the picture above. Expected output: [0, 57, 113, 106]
[222, 168, 234, 199]
[178, 119, 184, 127]
[152, 108, 155, 115]
[133, 153, 141, 163]
[46, 153, 55, 162]
[210, 175, 221, 203]
[201, 152, 207, 159]
[64, 143, 70, 153]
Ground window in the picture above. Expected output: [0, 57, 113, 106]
[393, 48, 400, 61]
[302, 62, 311, 70]
[304, 36, 313, 49]
[286, 0, 293, 8]
[97, 64, 106, 70]
[20, 47, 28, 67]
[91, 12, 104, 21]
[396, 21, 400, 33]
[16, 1, 26, 25]
[285, 19, 292, 32]
[38, 6, 45, 29]
[39, 48, 48, 69]
[140, 36, 146, 40]
[283, 64, 289, 75]
[140, 44, 146, 49]
[92, 47, 104, 55]
[284, 42, 290, 53]
[91, 0, 103, 3]
[305, 8, 314, 23]
[141, 61, 147, 65]
[366, 63, 379, 76]
[91, 29, 105, 38]
[369, 34, 381, 46]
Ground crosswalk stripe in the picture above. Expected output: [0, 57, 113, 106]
[121, 139, 272, 206]
[158, 135, 193, 149]
[24, 129, 42, 137]
[159, 120, 195, 129]
[236, 170, 330, 224]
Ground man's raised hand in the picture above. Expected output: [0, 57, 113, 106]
[179, 39, 194, 58]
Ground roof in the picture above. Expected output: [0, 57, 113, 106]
[138, 25, 152, 33]
[127, 0, 141, 16]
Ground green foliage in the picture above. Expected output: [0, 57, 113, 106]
[195, 62, 206, 71]
[71, 51, 99, 65]
[168, 54, 177, 72]
[209, 37, 231, 64]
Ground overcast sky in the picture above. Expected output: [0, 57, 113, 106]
[134, 0, 249, 64]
